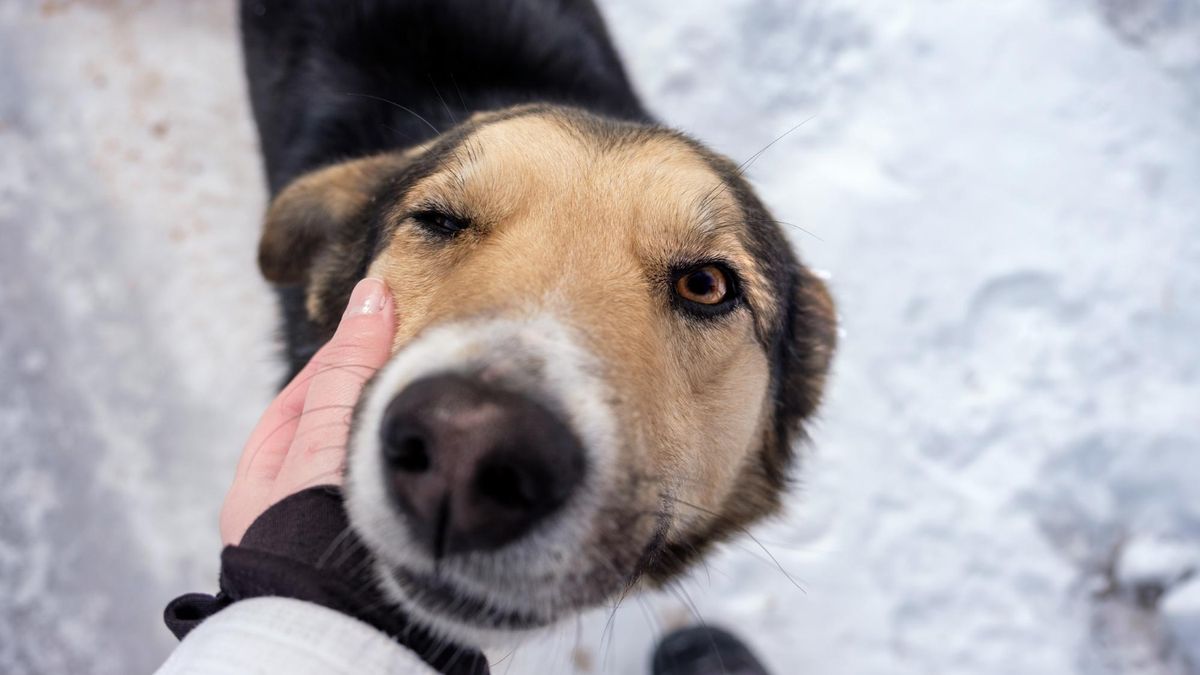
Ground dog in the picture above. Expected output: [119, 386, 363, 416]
[239, 0, 837, 650]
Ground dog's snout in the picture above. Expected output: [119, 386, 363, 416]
[379, 374, 586, 557]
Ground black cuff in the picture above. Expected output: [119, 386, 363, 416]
[164, 591, 231, 639]
[164, 486, 488, 675]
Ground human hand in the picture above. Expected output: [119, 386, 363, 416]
[219, 278, 395, 546]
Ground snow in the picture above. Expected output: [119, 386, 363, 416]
[1164, 577, 1200, 667]
[1, 1, 1198, 674]
[1117, 537, 1198, 593]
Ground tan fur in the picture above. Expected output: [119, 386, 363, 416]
[268, 108, 836, 603]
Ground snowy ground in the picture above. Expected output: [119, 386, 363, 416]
[1, 1, 1197, 674]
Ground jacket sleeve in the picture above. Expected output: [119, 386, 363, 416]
[162, 487, 489, 674]
[155, 596, 439, 675]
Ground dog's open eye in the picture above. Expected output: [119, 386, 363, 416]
[673, 264, 737, 314]
[411, 209, 468, 237]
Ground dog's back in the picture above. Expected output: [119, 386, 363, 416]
[241, 0, 648, 195]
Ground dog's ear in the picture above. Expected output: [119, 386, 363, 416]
[786, 268, 837, 418]
[770, 268, 838, 470]
[259, 153, 409, 284]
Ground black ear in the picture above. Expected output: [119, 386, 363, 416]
[258, 153, 409, 284]
[765, 266, 838, 484]
[782, 267, 837, 423]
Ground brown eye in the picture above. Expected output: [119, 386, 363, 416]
[674, 265, 729, 305]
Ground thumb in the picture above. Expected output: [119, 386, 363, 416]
[274, 278, 396, 493]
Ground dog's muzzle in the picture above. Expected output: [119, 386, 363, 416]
[347, 313, 618, 621]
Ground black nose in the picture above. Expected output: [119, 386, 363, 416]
[379, 374, 586, 557]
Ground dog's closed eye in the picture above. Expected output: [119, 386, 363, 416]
[411, 209, 471, 238]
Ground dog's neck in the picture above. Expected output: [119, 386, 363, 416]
[241, 0, 650, 196]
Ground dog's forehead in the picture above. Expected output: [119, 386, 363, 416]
[442, 114, 735, 229]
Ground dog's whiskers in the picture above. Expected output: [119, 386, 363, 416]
[643, 490, 809, 595]
[581, 469, 809, 594]
[664, 580, 730, 675]
[449, 73, 469, 114]
[735, 115, 816, 177]
[343, 91, 442, 136]
[315, 525, 359, 570]
[241, 403, 359, 479]
[763, 216, 823, 242]
[427, 74, 459, 125]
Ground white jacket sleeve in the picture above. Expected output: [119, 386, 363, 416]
[155, 597, 438, 675]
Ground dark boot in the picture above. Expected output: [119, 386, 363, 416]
[651, 625, 772, 675]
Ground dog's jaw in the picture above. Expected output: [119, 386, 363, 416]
[345, 312, 622, 646]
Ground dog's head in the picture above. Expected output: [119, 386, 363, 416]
[260, 105, 836, 644]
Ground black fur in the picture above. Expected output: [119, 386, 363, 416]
[240, 0, 650, 374]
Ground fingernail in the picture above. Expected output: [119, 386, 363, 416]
[345, 278, 387, 317]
